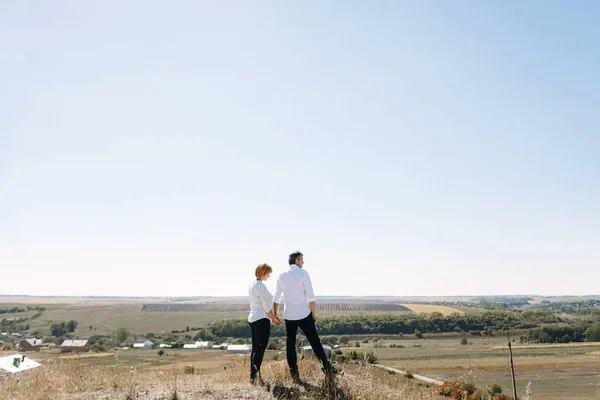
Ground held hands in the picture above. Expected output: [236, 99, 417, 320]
[312, 312, 317, 323]
[271, 315, 281, 325]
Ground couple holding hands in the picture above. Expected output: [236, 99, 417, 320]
[248, 251, 336, 385]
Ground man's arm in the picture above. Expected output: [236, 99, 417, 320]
[273, 277, 283, 319]
[304, 272, 316, 322]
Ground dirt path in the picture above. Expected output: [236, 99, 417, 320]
[372, 364, 444, 386]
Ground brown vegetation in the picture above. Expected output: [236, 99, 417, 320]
[0, 356, 440, 400]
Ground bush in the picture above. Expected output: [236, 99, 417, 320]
[404, 371, 414, 378]
[267, 338, 280, 350]
[364, 351, 377, 364]
[362, 338, 369, 344]
[415, 330, 423, 339]
[460, 338, 468, 345]
[91, 344, 107, 352]
[183, 365, 195, 375]
[488, 383, 503, 395]
[158, 350, 164, 356]
[460, 382, 476, 394]
[437, 380, 513, 400]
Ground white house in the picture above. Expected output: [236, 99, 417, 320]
[303, 345, 332, 358]
[132, 340, 153, 349]
[159, 344, 172, 348]
[195, 341, 210, 349]
[0, 354, 41, 374]
[183, 344, 197, 349]
[227, 344, 251, 354]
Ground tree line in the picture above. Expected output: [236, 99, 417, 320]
[521, 323, 600, 344]
[203, 310, 561, 339]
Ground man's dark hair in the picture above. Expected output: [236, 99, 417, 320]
[288, 251, 303, 265]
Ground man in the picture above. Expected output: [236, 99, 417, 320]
[273, 251, 335, 383]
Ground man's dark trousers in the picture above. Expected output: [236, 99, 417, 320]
[285, 313, 330, 376]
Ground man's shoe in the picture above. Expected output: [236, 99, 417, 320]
[290, 370, 302, 384]
[323, 364, 339, 375]
[250, 377, 266, 386]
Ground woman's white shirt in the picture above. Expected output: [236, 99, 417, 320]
[248, 279, 273, 323]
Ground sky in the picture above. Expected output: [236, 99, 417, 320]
[1, 1, 599, 297]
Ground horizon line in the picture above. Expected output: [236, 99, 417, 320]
[1, 293, 598, 299]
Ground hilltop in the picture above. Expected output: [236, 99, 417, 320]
[0, 355, 440, 400]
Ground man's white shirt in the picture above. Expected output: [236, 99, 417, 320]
[273, 265, 316, 321]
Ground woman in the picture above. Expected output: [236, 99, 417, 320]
[248, 263, 280, 384]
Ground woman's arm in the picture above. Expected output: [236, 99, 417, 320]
[259, 284, 280, 324]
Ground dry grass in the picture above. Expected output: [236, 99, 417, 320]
[0, 356, 441, 400]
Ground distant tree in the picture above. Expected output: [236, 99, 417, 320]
[414, 330, 423, 339]
[115, 328, 130, 345]
[89, 325, 93, 331]
[66, 320, 78, 333]
[267, 338, 280, 350]
[51, 322, 67, 337]
[584, 324, 600, 342]
[338, 335, 349, 345]
[186, 326, 190, 332]
[295, 334, 305, 354]
[162, 333, 178, 344]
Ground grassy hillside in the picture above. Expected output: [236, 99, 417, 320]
[0, 354, 441, 400]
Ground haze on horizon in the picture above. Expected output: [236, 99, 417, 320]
[1, 2, 599, 298]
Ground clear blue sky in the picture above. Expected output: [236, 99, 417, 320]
[1, 1, 598, 297]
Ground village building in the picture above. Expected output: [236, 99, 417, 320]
[226, 344, 251, 354]
[0, 354, 41, 374]
[60, 340, 89, 353]
[18, 339, 43, 352]
[132, 340, 154, 349]
[303, 345, 332, 358]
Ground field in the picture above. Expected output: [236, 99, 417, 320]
[6, 295, 600, 398]
[13, 299, 411, 336]
[399, 303, 464, 316]
[142, 303, 411, 312]
[25, 303, 249, 336]
[362, 335, 600, 399]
